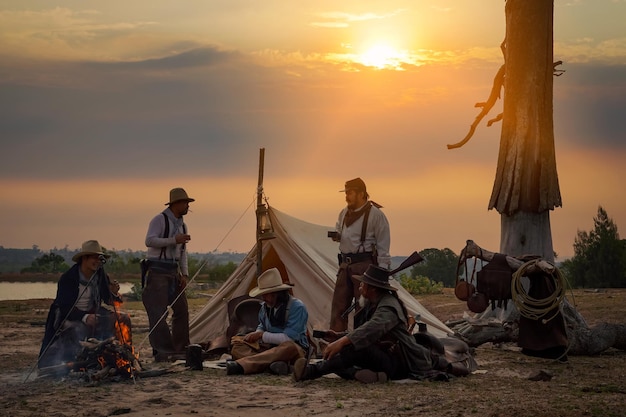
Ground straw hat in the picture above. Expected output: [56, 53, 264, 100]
[165, 187, 195, 205]
[249, 268, 293, 297]
[72, 240, 111, 262]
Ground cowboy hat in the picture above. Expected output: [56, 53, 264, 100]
[339, 177, 367, 193]
[72, 240, 111, 262]
[165, 187, 195, 205]
[249, 268, 294, 297]
[354, 264, 397, 292]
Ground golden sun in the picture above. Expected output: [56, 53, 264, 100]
[357, 43, 408, 70]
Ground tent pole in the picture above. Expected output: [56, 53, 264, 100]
[256, 148, 265, 277]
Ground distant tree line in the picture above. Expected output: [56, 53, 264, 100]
[1, 245, 244, 283]
[5, 206, 625, 289]
[560, 206, 626, 288]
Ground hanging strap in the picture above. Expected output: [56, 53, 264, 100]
[359, 202, 373, 252]
[159, 212, 170, 260]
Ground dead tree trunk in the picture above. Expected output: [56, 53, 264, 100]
[454, 240, 626, 355]
[493, 0, 562, 261]
[448, 1, 563, 261]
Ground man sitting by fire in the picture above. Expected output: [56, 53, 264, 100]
[225, 267, 309, 376]
[38, 240, 132, 369]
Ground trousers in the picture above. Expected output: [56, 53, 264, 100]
[142, 267, 189, 354]
[329, 260, 372, 331]
[302, 344, 405, 381]
[231, 340, 306, 374]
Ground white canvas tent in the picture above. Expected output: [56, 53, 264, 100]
[189, 206, 452, 347]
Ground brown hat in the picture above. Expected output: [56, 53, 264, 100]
[165, 187, 195, 205]
[72, 240, 111, 263]
[249, 268, 294, 297]
[354, 264, 397, 292]
[339, 177, 367, 193]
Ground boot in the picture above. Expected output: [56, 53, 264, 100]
[293, 355, 346, 382]
[269, 361, 290, 376]
[226, 360, 244, 375]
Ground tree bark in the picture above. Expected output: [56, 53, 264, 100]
[490, 0, 562, 216]
[491, 0, 562, 261]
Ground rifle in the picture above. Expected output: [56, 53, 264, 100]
[340, 251, 424, 318]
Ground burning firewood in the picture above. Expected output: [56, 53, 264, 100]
[38, 336, 142, 382]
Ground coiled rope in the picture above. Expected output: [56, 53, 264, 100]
[511, 259, 566, 324]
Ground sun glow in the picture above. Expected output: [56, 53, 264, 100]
[357, 43, 409, 70]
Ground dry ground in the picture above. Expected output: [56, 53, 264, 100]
[0, 288, 624, 417]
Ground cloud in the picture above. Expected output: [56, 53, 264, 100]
[311, 8, 406, 28]
[554, 63, 626, 149]
[0, 7, 158, 60]
[83, 46, 240, 71]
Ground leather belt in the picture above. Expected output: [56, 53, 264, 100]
[146, 259, 179, 270]
[340, 252, 373, 264]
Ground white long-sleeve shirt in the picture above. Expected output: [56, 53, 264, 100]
[335, 202, 391, 268]
[145, 209, 189, 275]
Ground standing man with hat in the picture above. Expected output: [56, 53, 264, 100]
[328, 177, 391, 332]
[294, 264, 434, 383]
[225, 267, 309, 376]
[143, 187, 194, 361]
[39, 240, 130, 368]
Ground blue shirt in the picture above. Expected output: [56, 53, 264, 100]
[256, 296, 309, 350]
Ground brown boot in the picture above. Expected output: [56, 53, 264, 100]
[293, 358, 311, 381]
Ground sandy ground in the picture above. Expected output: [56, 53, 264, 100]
[1, 290, 625, 417]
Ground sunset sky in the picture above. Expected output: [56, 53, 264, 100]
[1, 1, 625, 260]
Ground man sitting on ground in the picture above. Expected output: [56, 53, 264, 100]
[39, 240, 131, 369]
[294, 264, 434, 383]
[225, 268, 309, 376]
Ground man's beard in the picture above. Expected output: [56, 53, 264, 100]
[357, 295, 367, 308]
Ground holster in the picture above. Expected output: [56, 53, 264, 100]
[140, 259, 149, 288]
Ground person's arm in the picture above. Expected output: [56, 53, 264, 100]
[179, 223, 189, 276]
[145, 214, 175, 250]
[261, 331, 291, 344]
[323, 335, 352, 359]
[259, 300, 309, 345]
[372, 209, 391, 269]
[348, 305, 400, 350]
[55, 267, 85, 322]
[244, 305, 272, 343]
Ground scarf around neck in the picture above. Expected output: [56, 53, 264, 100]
[343, 201, 372, 228]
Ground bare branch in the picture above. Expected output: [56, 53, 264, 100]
[553, 60, 565, 76]
[447, 64, 505, 150]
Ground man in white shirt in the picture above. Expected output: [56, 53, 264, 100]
[328, 178, 391, 332]
[143, 187, 194, 361]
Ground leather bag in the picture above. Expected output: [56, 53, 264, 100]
[454, 256, 478, 301]
[476, 253, 514, 310]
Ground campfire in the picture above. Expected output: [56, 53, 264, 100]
[39, 303, 142, 383]
[73, 303, 141, 382]
[75, 335, 141, 381]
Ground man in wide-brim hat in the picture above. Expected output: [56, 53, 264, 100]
[329, 177, 391, 333]
[143, 187, 194, 361]
[294, 264, 435, 383]
[224, 267, 310, 376]
[39, 240, 131, 369]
